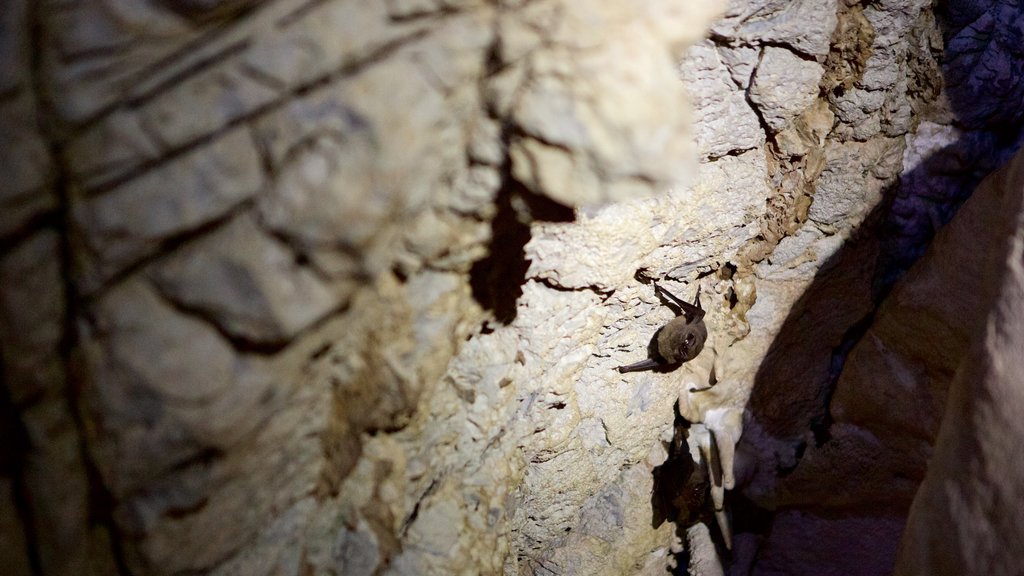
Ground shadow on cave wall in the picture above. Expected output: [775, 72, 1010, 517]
[723, 1, 1024, 574]
[649, 0, 1024, 572]
[468, 144, 576, 325]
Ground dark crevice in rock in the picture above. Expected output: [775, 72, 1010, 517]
[78, 28, 431, 195]
[237, 58, 289, 92]
[385, 2, 461, 23]
[80, 197, 255, 299]
[28, 4, 133, 574]
[531, 276, 613, 299]
[0, 208, 60, 254]
[652, 413, 708, 532]
[400, 478, 440, 537]
[469, 149, 574, 324]
[757, 40, 824, 63]
[158, 0, 263, 26]
[149, 274, 352, 356]
[0, 361, 42, 576]
[743, 49, 775, 139]
[812, 310, 877, 446]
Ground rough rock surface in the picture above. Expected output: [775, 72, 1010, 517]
[4, 1, 730, 575]
[2, 0, 1024, 575]
[892, 146, 1024, 576]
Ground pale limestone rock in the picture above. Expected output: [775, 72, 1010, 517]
[9, 0, 1024, 575]
[73, 127, 264, 291]
[754, 225, 843, 281]
[809, 138, 904, 228]
[717, 45, 760, 89]
[501, 0, 725, 207]
[901, 121, 961, 173]
[711, 0, 839, 59]
[65, 109, 164, 190]
[81, 278, 260, 493]
[687, 523, 725, 576]
[149, 214, 342, 345]
[526, 149, 771, 291]
[748, 46, 825, 133]
[680, 41, 765, 159]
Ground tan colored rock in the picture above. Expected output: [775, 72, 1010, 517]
[501, 0, 725, 207]
[8, 0, 1019, 575]
[748, 46, 825, 133]
[894, 148, 1024, 576]
[73, 127, 264, 291]
[149, 214, 342, 346]
[681, 41, 766, 160]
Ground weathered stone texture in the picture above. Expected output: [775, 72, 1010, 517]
[73, 127, 265, 292]
[4, 0, 1024, 574]
[680, 41, 765, 160]
[748, 47, 824, 133]
[735, 0, 1024, 574]
[711, 0, 839, 59]
[7, 0, 734, 574]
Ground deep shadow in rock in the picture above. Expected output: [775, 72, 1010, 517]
[652, 408, 707, 531]
[728, 1, 1024, 574]
[469, 178, 574, 325]
[652, 406, 742, 573]
[0, 361, 40, 574]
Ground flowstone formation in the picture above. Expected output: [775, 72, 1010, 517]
[1, 0, 1023, 575]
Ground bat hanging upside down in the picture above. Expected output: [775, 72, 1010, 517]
[616, 281, 707, 373]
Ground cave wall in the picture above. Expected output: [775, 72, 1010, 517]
[1, 0, 1022, 575]
[893, 144, 1024, 576]
[2, 1, 727, 574]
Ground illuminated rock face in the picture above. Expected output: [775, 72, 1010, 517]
[0, 0, 1022, 575]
